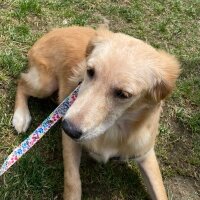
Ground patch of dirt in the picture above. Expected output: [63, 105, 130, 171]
[165, 176, 200, 200]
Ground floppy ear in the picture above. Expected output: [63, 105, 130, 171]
[85, 25, 113, 57]
[150, 50, 181, 102]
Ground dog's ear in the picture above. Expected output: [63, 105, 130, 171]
[85, 40, 95, 57]
[85, 25, 113, 57]
[149, 50, 181, 102]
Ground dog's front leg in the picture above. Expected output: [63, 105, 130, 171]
[136, 149, 168, 200]
[62, 131, 82, 200]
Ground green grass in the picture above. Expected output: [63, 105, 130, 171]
[0, 0, 199, 199]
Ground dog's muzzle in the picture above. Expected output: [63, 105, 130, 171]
[62, 119, 82, 139]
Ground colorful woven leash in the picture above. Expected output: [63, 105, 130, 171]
[0, 85, 80, 176]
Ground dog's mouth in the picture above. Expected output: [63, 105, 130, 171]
[62, 127, 104, 142]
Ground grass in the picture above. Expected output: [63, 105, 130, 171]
[0, 0, 199, 199]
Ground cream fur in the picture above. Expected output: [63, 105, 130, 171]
[13, 26, 180, 200]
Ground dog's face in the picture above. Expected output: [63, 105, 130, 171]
[62, 29, 180, 141]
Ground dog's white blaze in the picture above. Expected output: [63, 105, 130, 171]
[12, 107, 32, 133]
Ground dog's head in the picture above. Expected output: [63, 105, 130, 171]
[62, 28, 180, 141]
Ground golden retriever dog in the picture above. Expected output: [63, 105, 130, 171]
[13, 26, 180, 200]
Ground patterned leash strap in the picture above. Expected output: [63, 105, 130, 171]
[0, 85, 80, 176]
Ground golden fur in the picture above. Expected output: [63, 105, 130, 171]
[13, 26, 180, 200]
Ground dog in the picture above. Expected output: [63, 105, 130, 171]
[13, 26, 180, 200]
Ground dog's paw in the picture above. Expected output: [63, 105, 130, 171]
[12, 108, 32, 133]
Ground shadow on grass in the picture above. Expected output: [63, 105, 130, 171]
[81, 156, 149, 200]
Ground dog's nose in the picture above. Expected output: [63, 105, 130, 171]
[62, 119, 82, 139]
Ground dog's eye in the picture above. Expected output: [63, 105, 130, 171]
[114, 89, 132, 99]
[87, 68, 95, 78]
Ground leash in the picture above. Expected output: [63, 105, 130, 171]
[0, 85, 80, 176]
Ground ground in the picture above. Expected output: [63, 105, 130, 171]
[0, 0, 199, 199]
